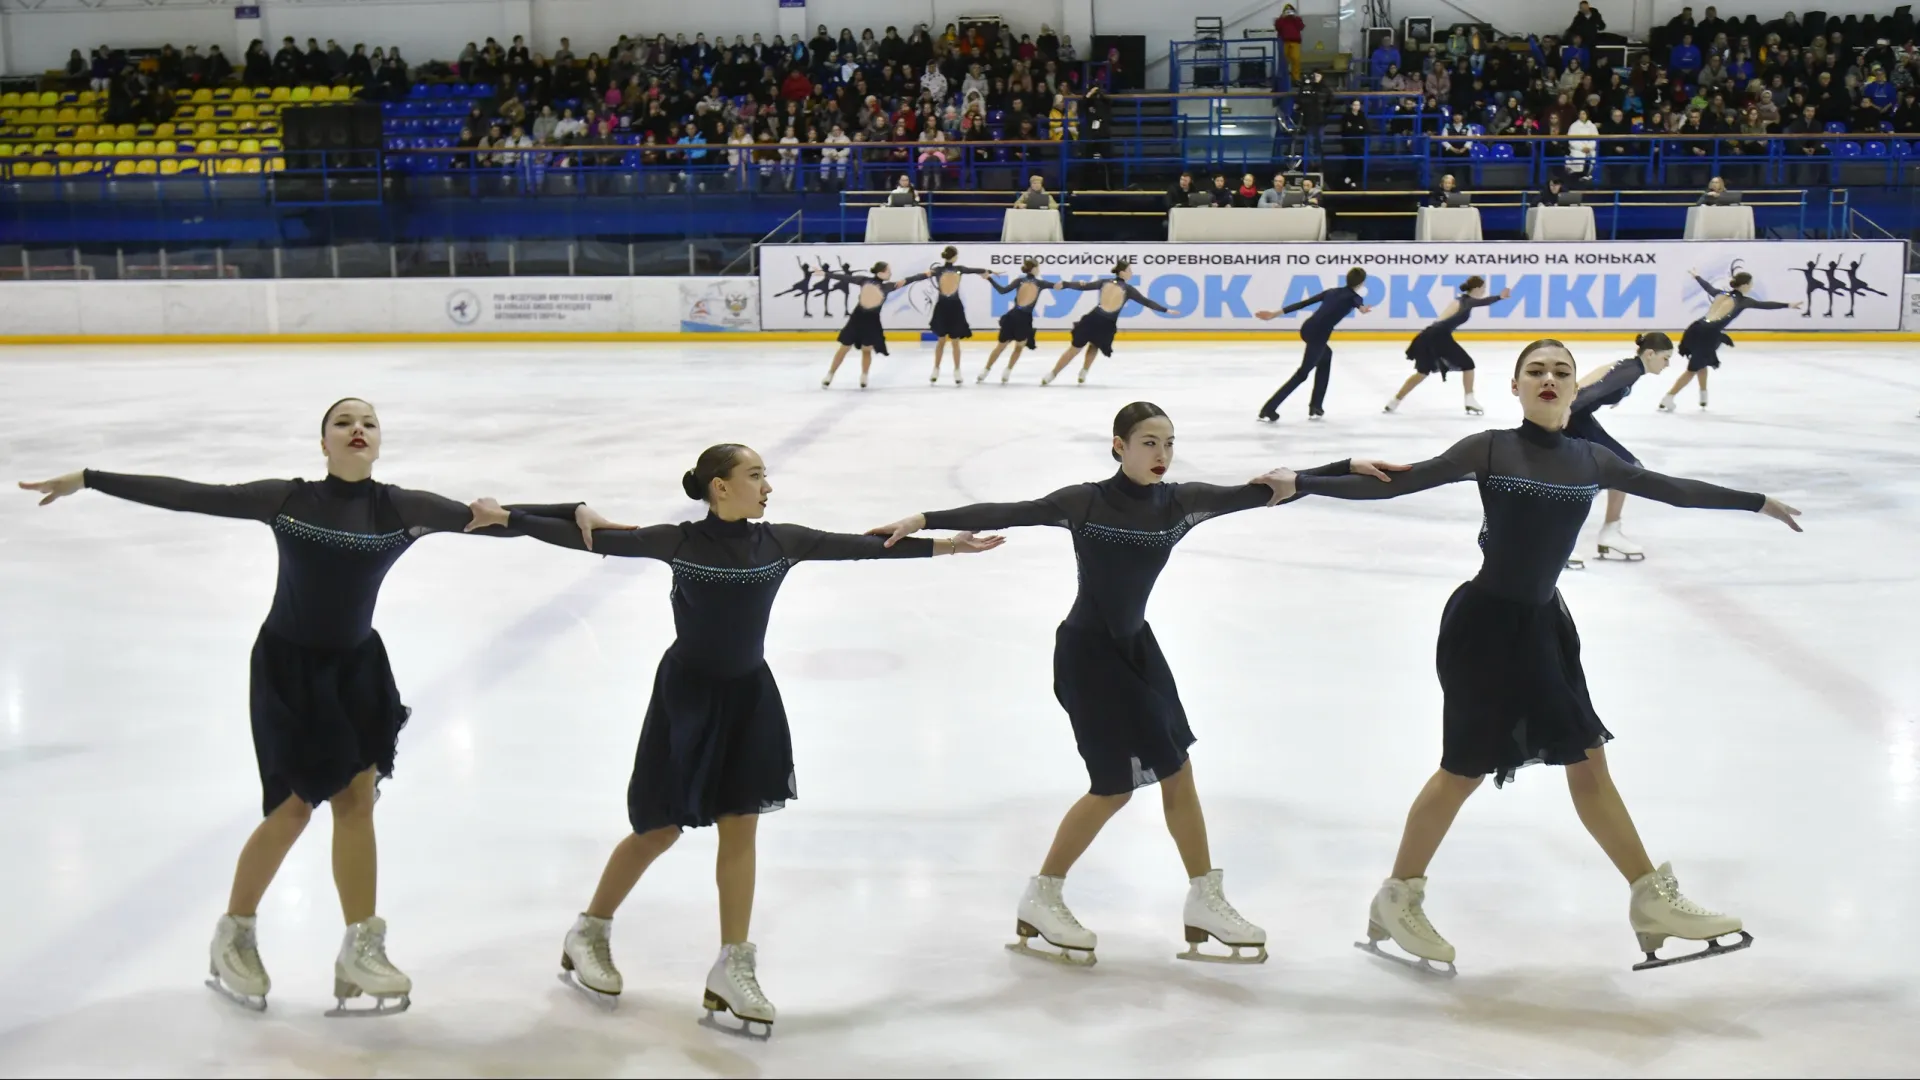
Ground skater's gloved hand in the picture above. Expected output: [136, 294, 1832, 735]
[867, 513, 926, 547]
[1760, 496, 1803, 532]
[946, 531, 1006, 554]
[17, 471, 85, 506]
[465, 497, 510, 533]
[1350, 459, 1410, 482]
[1250, 468, 1298, 505]
[574, 503, 638, 551]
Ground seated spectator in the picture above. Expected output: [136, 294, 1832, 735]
[1697, 175, 1738, 204]
[1209, 173, 1235, 207]
[1233, 171, 1262, 207]
[531, 105, 558, 145]
[1538, 174, 1570, 205]
[1441, 112, 1474, 158]
[1014, 174, 1054, 209]
[1370, 38, 1401, 85]
[886, 174, 919, 205]
[1669, 34, 1703, 76]
[1257, 171, 1290, 206]
[1426, 172, 1465, 206]
[1166, 170, 1198, 207]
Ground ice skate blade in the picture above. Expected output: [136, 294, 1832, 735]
[1596, 547, 1645, 562]
[1564, 558, 1586, 570]
[556, 970, 620, 1010]
[324, 993, 410, 1018]
[700, 991, 772, 1040]
[1632, 930, 1753, 971]
[1256, 413, 1278, 424]
[1177, 939, 1269, 964]
[1006, 924, 1097, 967]
[1353, 940, 1457, 978]
[205, 976, 268, 1012]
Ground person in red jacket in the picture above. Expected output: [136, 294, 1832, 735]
[780, 68, 811, 102]
[1275, 4, 1305, 80]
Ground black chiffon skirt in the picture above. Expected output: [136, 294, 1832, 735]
[837, 305, 890, 354]
[998, 306, 1038, 348]
[1435, 582, 1611, 787]
[1406, 326, 1475, 376]
[1679, 320, 1731, 370]
[930, 292, 973, 338]
[249, 627, 410, 817]
[1053, 622, 1194, 795]
[1069, 308, 1119, 356]
[626, 649, 795, 834]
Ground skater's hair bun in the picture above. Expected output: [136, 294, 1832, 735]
[320, 397, 374, 436]
[941, 245, 959, 260]
[1345, 267, 1367, 288]
[871, 260, 889, 275]
[1513, 338, 1572, 376]
[1022, 258, 1040, 274]
[1460, 275, 1486, 293]
[1729, 271, 1753, 289]
[683, 443, 752, 503]
[1634, 331, 1674, 352]
[1112, 258, 1131, 275]
[1111, 401, 1170, 461]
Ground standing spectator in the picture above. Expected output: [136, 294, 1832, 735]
[1339, 98, 1371, 187]
[1370, 37, 1402, 86]
[1670, 34, 1703, 77]
[1275, 4, 1305, 81]
[1567, 2, 1606, 43]
[345, 44, 371, 84]
[1297, 70, 1333, 162]
[1599, 105, 1634, 185]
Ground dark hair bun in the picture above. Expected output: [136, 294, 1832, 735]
[681, 470, 705, 501]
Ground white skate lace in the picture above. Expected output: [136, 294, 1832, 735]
[1653, 872, 1720, 917]
[351, 927, 401, 978]
[226, 923, 264, 977]
[1401, 896, 1445, 942]
[1041, 887, 1089, 933]
[1199, 878, 1258, 934]
[581, 927, 615, 972]
[726, 948, 772, 1011]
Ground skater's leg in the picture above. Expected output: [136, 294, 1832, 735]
[1696, 367, 1709, 400]
[825, 344, 852, 381]
[1666, 369, 1695, 398]
[1004, 344, 1024, 375]
[1038, 790, 1132, 877]
[1047, 344, 1082, 382]
[1307, 343, 1334, 412]
[1262, 351, 1319, 415]
[1603, 489, 1628, 525]
[1565, 746, 1656, 883]
[1158, 763, 1212, 878]
[981, 341, 1007, 373]
[1393, 371, 1428, 401]
[1461, 369, 1476, 396]
[931, 338, 947, 379]
[1389, 769, 1483, 880]
[859, 347, 873, 382]
[715, 813, 758, 945]
[328, 767, 380, 925]
[585, 825, 682, 919]
[227, 794, 313, 917]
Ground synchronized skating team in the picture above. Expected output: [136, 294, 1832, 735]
[17, 281, 1806, 1036]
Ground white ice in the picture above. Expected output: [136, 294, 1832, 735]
[0, 340, 1916, 1077]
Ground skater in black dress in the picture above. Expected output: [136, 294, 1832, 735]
[1263, 340, 1802, 971]
[870, 403, 1402, 963]
[925, 245, 991, 385]
[1254, 267, 1373, 421]
[1041, 259, 1171, 385]
[466, 443, 1000, 1030]
[979, 258, 1062, 383]
[821, 261, 931, 389]
[16, 397, 599, 1013]
[1384, 276, 1509, 416]
[1659, 269, 1801, 411]
[1564, 331, 1674, 567]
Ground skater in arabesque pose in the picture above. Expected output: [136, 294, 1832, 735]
[1660, 269, 1801, 412]
[1260, 339, 1802, 974]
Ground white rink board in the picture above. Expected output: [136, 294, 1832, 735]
[758, 241, 1908, 332]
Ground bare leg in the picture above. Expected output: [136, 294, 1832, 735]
[1565, 746, 1656, 883]
[981, 341, 1008, 375]
[1038, 791, 1132, 877]
[931, 338, 947, 380]
[1393, 371, 1428, 401]
[1004, 343, 1026, 376]
[825, 344, 852, 383]
[1696, 367, 1709, 399]
[1461, 369, 1476, 396]
[1046, 344, 1082, 383]
[715, 814, 759, 945]
[1603, 488, 1628, 525]
[328, 767, 380, 925]
[1389, 769, 1484, 880]
[227, 794, 313, 917]
[1158, 763, 1212, 878]
[1078, 347, 1099, 378]
[1666, 369, 1696, 397]
[950, 339, 964, 380]
[585, 826, 683, 919]
[859, 347, 873, 384]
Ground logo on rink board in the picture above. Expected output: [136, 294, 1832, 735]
[445, 289, 482, 327]
[755, 241, 1907, 332]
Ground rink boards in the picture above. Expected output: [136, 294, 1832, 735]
[758, 240, 1909, 333]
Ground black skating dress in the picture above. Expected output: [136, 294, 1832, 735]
[922, 465, 1347, 795]
[927, 263, 987, 339]
[1566, 356, 1647, 465]
[828, 269, 930, 355]
[990, 273, 1060, 349]
[1406, 292, 1502, 376]
[1063, 278, 1170, 356]
[80, 470, 573, 816]
[507, 510, 935, 833]
[1295, 423, 1765, 785]
[1679, 274, 1790, 371]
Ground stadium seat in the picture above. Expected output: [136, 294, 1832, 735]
[0, 93, 19, 107]
[157, 140, 176, 154]
[113, 140, 134, 155]
[29, 160, 55, 177]
[290, 87, 312, 102]
[192, 88, 213, 103]
[161, 159, 180, 175]
[240, 138, 259, 153]
[195, 122, 217, 137]
[1825, 121, 1849, 134]
[218, 138, 240, 152]
[243, 158, 262, 173]
[136, 123, 156, 136]
[193, 105, 215, 120]
[270, 87, 291, 102]
[236, 105, 256, 120]
[56, 107, 76, 122]
[174, 88, 194, 102]
[1864, 140, 1889, 157]
[212, 88, 233, 102]
[136, 159, 157, 174]
[156, 123, 175, 137]
[36, 91, 57, 106]
[217, 122, 238, 135]
[134, 140, 154, 154]
[177, 158, 201, 174]
[115, 124, 135, 139]
[77, 91, 96, 106]
[113, 159, 136, 176]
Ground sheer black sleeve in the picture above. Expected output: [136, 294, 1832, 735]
[890, 271, 932, 290]
[82, 470, 295, 521]
[1122, 283, 1170, 313]
[506, 510, 685, 559]
[1056, 278, 1105, 291]
[1693, 273, 1724, 297]
[1268, 457, 1357, 505]
[387, 487, 583, 538]
[1295, 433, 1489, 500]
[1282, 289, 1334, 315]
[768, 524, 935, 561]
[990, 276, 1019, 294]
[1573, 361, 1641, 413]
[922, 484, 1090, 531]
[1588, 444, 1766, 511]
[1170, 482, 1272, 519]
[1463, 293, 1503, 310]
[1738, 295, 1791, 312]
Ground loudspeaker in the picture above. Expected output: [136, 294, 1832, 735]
[282, 107, 321, 150]
[350, 104, 381, 150]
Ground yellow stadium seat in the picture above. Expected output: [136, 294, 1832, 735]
[217, 138, 239, 151]
[136, 159, 156, 174]
[216, 122, 238, 135]
[77, 108, 98, 123]
[269, 87, 290, 102]
[294, 87, 315, 102]
[55, 125, 75, 139]
[262, 138, 282, 152]
[195, 122, 216, 137]
[29, 160, 55, 177]
[56, 161, 73, 176]
[32, 142, 52, 155]
[156, 123, 174, 137]
[56, 107, 76, 122]
[34, 125, 54, 140]
[243, 158, 261, 173]
[113, 140, 134, 155]
[194, 104, 214, 120]
[257, 104, 278, 118]
[174, 88, 193, 102]
[77, 91, 96, 106]
[235, 105, 255, 120]
[335, 86, 356, 101]
[115, 124, 135, 138]
[239, 138, 259, 153]
[74, 141, 93, 155]
[134, 140, 154, 154]
[36, 91, 57, 106]
[238, 122, 257, 135]
[0, 93, 19, 107]
[112, 159, 136, 175]
[191, 88, 212, 103]
[178, 158, 201, 174]
[53, 142, 73, 156]
[136, 123, 156, 136]
[212, 87, 233, 101]
[160, 159, 180, 175]
[219, 157, 244, 174]
[268, 156, 285, 172]
[157, 140, 176, 154]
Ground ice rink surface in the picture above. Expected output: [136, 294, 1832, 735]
[0, 339, 1916, 1077]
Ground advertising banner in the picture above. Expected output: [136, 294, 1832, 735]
[758, 241, 1907, 333]
[679, 279, 761, 332]
[432, 283, 630, 331]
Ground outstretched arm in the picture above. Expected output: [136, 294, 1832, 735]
[1588, 444, 1793, 524]
[869, 484, 1086, 545]
[769, 523, 1001, 561]
[387, 487, 584, 538]
[990, 276, 1020, 294]
[466, 498, 683, 558]
[1282, 289, 1334, 315]
[1121, 283, 1170, 314]
[1292, 432, 1489, 500]
[1739, 295, 1793, 312]
[1691, 272, 1723, 297]
[21, 470, 296, 521]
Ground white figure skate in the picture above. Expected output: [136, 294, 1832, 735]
[702, 942, 774, 1038]
[1463, 393, 1484, 416]
[1382, 397, 1402, 414]
[1040, 372, 1055, 386]
[206, 914, 270, 1011]
[1178, 869, 1268, 963]
[1596, 521, 1644, 561]
[1001, 365, 1014, 383]
[1629, 862, 1752, 970]
[1007, 875, 1097, 966]
[1076, 370, 1088, 384]
[977, 369, 990, 383]
[1699, 388, 1709, 410]
[559, 913, 622, 1007]
[326, 916, 411, 1017]
[1565, 555, 1587, 570]
[1657, 394, 1677, 413]
[1355, 877, 1458, 976]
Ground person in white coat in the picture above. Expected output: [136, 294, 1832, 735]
[1567, 108, 1600, 180]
